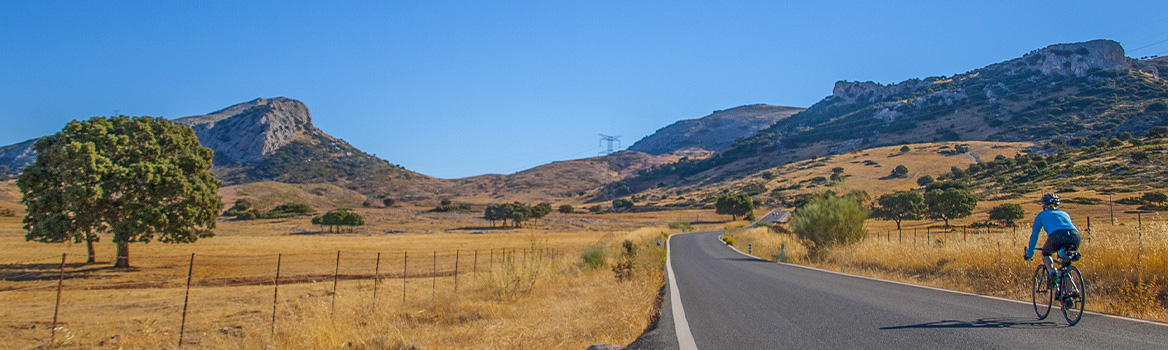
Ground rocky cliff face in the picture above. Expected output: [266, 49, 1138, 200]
[174, 97, 312, 164]
[993, 39, 1133, 77]
[627, 104, 804, 155]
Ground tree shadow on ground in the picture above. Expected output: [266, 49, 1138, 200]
[0, 262, 135, 283]
[880, 317, 1063, 330]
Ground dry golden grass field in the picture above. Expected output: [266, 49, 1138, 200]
[0, 180, 730, 349]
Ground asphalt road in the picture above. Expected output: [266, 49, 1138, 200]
[628, 230, 1168, 350]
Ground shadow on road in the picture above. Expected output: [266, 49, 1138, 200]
[881, 317, 1063, 330]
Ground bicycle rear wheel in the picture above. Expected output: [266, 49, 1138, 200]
[1061, 266, 1086, 326]
[1032, 264, 1052, 320]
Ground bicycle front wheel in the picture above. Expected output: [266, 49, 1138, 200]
[1061, 266, 1086, 326]
[1032, 264, 1052, 320]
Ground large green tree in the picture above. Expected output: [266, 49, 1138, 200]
[924, 188, 977, 228]
[19, 116, 222, 267]
[872, 190, 924, 230]
[715, 193, 754, 221]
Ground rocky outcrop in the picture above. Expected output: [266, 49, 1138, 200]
[831, 79, 934, 104]
[627, 104, 804, 155]
[830, 40, 1133, 106]
[174, 97, 312, 164]
[991, 39, 1134, 77]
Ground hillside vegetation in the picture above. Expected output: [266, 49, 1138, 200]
[610, 40, 1168, 198]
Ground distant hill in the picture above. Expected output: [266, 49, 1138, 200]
[607, 39, 1168, 198]
[627, 104, 804, 155]
[436, 150, 696, 204]
[0, 139, 37, 176]
[0, 97, 441, 198]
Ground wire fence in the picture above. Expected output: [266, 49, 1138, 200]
[867, 213, 1162, 250]
[0, 246, 561, 348]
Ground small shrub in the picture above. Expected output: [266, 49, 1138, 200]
[580, 247, 606, 269]
[721, 235, 737, 246]
[558, 204, 574, 214]
[790, 193, 868, 257]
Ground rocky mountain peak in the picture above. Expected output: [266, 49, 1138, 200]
[627, 104, 804, 155]
[174, 97, 314, 164]
[1005, 39, 1133, 77]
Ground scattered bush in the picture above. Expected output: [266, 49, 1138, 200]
[612, 198, 634, 212]
[558, 204, 574, 214]
[890, 165, 909, 178]
[266, 203, 315, 218]
[580, 247, 606, 270]
[430, 199, 472, 212]
[917, 175, 935, 187]
[790, 193, 868, 257]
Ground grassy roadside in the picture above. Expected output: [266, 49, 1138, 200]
[722, 222, 1168, 323]
[0, 202, 675, 349]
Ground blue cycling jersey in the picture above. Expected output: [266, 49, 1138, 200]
[1026, 209, 1078, 257]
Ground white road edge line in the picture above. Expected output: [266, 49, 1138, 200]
[667, 234, 699, 350]
[716, 232, 1168, 328]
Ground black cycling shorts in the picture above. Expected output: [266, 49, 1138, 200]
[1041, 229, 1080, 256]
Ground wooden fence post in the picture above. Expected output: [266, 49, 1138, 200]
[373, 252, 381, 308]
[50, 253, 66, 345]
[178, 253, 195, 349]
[473, 250, 478, 274]
[402, 252, 408, 304]
[431, 251, 437, 303]
[332, 251, 341, 312]
[454, 250, 460, 293]
[272, 254, 282, 336]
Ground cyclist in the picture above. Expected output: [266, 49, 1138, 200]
[1024, 194, 1081, 278]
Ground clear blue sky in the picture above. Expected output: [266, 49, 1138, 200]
[3, 1, 1168, 178]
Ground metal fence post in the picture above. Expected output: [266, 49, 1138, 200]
[178, 253, 195, 349]
[473, 250, 478, 274]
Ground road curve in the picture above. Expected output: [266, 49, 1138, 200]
[630, 230, 1168, 350]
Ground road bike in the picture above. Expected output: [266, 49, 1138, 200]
[1030, 247, 1086, 326]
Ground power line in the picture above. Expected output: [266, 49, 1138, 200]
[1128, 37, 1168, 53]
